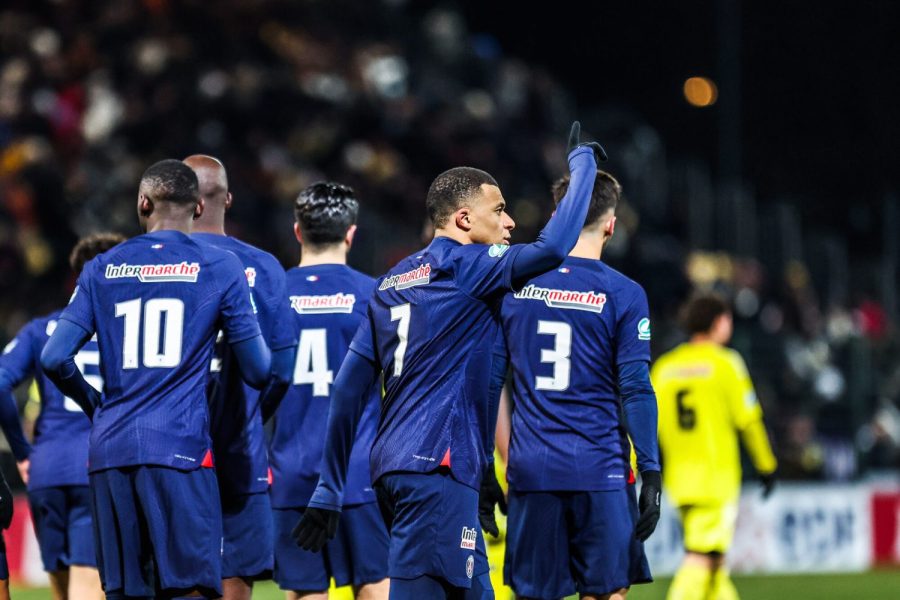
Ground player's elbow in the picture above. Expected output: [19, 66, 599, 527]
[39, 345, 65, 374]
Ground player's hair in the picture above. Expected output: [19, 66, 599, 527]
[140, 159, 200, 206]
[69, 233, 127, 275]
[426, 167, 499, 228]
[551, 169, 621, 229]
[294, 181, 359, 246]
[681, 294, 731, 335]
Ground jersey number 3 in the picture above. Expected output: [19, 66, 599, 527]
[535, 320, 571, 391]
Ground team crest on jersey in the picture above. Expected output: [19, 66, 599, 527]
[638, 317, 651, 340]
[488, 243, 510, 258]
[290, 293, 356, 314]
[104, 262, 201, 283]
[466, 555, 474, 579]
[460, 526, 477, 550]
[379, 264, 431, 291]
[244, 267, 257, 288]
[514, 284, 607, 313]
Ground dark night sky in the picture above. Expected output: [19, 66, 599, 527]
[459, 1, 900, 241]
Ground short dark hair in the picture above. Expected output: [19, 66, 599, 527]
[140, 159, 200, 206]
[426, 167, 499, 228]
[681, 294, 731, 335]
[69, 232, 127, 274]
[551, 170, 621, 229]
[294, 181, 359, 246]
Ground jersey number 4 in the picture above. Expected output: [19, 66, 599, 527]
[294, 329, 333, 397]
[114, 298, 184, 369]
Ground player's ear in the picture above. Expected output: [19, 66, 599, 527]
[454, 207, 473, 232]
[224, 192, 233, 212]
[606, 215, 616, 238]
[294, 223, 304, 245]
[193, 198, 204, 221]
[345, 224, 358, 248]
[138, 194, 153, 218]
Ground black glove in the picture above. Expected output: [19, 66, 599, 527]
[291, 506, 340, 552]
[760, 471, 776, 499]
[635, 470, 661, 542]
[567, 121, 608, 164]
[0, 472, 13, 530]
[478, 464, 508, 538]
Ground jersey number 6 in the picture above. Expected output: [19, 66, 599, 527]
[675, 388, 696, 430]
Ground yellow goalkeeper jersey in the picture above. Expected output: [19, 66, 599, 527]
[651, 341, 776, 505]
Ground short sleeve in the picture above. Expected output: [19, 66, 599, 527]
[59, 262, 97, 334]
[264, 268, 297, 351]
[348, 306, 377, 363]
[452, 243, 525, 299]
[219, 255, 263, 344]
[0, 321, 38, 385]
[722, 350, 763, 430]
[615, 285, 652, 366]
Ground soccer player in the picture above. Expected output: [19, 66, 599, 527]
[652, 294, 777, 600]
[0, 470, 14, 600]
[294, 122, 605, 599]
[0, 232, 124, 600]
[265, 181, 389, 600]
[499, 170, 659, 600]
[40, 159, 272, 600]
[184, 154, 296, 600]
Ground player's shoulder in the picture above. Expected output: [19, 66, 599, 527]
[716, 346, 750, 376]
[223, 236, 282, 268]
[596, 261, 646, 300]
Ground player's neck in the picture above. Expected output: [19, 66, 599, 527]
[145, 219, 194, 235]
[433, 229, 473, 245]
[299, 244, 347, 267]
[190, 220, 226, 236]
[689, 334, 720, 346]
[568, 233, 605, 261]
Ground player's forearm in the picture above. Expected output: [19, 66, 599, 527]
[483, 339, 509, 463]
[230, 334, 272, 390]
[510, 147, 597, 283]
[741, 418, 777, 475]
[40, 320, 98, 419]
[260, 346, 296, 422]
[0, 372, 31, 461]
[619, 360, 661, 473]
[308, 349, 379, 511]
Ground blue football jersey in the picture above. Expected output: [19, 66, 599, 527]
[0, 312, 99, 489]
[193, 233, 296, 496]
[60, 229, 261, 472]
[500, 256, 652, 492]
[350, 236, 524, 490]
[269, 264, 379, 509]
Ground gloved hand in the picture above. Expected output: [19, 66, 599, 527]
[478, 464, 508, 538]
[760, 471, 776, 499]
[567, 121, 608, 164]
[0, 471, 13, 530]
[291, 506, 340, 552]
[635, 470, 661, 542]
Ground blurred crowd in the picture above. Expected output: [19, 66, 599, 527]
[1, 0, 898, 481]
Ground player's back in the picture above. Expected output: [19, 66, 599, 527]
[500, 257, 650, 492]
[359, 236, 522, 490]
[270, 264, 379, 508]
[193, 233, 293, 495]
[652, 342, 755, 504]
[62, 229, 260, 472]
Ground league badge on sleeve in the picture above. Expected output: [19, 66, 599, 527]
[488, 243, 510, 258]
[638, 317, 651, 341]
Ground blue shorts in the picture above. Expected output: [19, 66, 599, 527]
[272, 502, 389, 591]
[222, 491, 273, 580]
[505, 486, 652, 599]
[29, 485, 96, 571]
[90, 466, 222, 598]
[375, 470, 491, 590]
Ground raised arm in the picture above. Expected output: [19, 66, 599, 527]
[40, 320, 99, 419]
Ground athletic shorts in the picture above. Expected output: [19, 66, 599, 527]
[505, 486, 652, 599]
[375, 470, 491, 590]
[29, 485, 96, 571]
[272, 501, 389, 591]
[0, 533, 7, 580]
[678, 502, 739, 554]
[90, 466, 222, 598]
[222, 491, 273, 580]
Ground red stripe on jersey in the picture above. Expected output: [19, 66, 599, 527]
[201, 450, 215, 468]
[628, 469, 636, 484]
[440, 448, 451, 468]
[267, 467, 273, 485]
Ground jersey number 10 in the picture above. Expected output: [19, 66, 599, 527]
[115, 298, 184, 369]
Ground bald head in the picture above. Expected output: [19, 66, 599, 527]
[184, 154, 231, 234]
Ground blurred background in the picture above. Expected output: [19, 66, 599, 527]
[1, 0, 899, 595]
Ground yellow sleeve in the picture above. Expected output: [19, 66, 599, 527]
[721, 350, 777, 474]
[740, 418, 777, 474]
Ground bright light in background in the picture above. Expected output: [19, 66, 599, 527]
[683, 76, 718, 107]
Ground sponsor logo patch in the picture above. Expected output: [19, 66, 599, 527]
[638, 317, 651, 340]
[379, 264, 431, 291]
[104, 262, 201, 283]
[290, 293, 356, 314]
[460, 526, 477, 550]
[514, 284, 607, 313]
[488, 243, 510, 258]
[244, 267, 257, 288]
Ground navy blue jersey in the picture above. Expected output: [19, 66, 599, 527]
[269, 264, 379, 509]
[193, 233, 295, 496]
[60, 230, 261, 472]
[350, 236, 524, 490]
[500, 257, 651, 492]
[0, 312, 98, 489]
